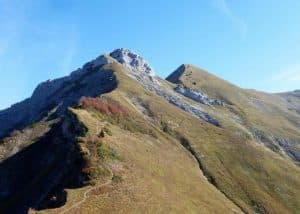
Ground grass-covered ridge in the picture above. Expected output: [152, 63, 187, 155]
[36, 63, 240, 213]
[6, 60, 299, 214]
[165, 64, 300, 212]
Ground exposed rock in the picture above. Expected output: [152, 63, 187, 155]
[125, 75, 220, 126]
[174, 85, 224, 107]
[251, 128, 300, 164]
[109, 49, 220, 126]
[274, 137, 300, 164]
[110, 48, 155, 76]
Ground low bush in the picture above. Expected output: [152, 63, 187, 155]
[102, 127, 112, 136]
[89, 167, 107, 178]
[112, 175, 123, 183]
[96, 141, 119, 160]
[99, 129, 105, 138]
[79, 96, 127, 116]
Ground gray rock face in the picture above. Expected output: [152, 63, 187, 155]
[250, 127, 300, 164]
[0, 55, 117, 138]
[110, 48, 155, 76]
[147, 84, 220, 126]
[274, 137, 300, 164]
[175, 85, 224, 107]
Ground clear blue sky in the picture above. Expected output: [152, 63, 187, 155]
[1, 0, 300, 110]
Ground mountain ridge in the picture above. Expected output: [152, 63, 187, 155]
[0, 48, 300, 213]
[1, 48, 299, 162]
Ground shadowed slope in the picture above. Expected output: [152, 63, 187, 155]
[0, 56, 117, 138]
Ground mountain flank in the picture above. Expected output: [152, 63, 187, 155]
[0, 48, 299, 214]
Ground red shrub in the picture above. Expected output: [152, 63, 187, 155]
[80, 97, 109, 114]
[107, 104, 124, 115]
[79, 96, 127, 116]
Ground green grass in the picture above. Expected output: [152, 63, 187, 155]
[38, 62, 300, 214]
[163, 64, 300, 213]
[102, 126, 112, 136]
[96, 140, 119, 160]
[112, 175, 123, 183]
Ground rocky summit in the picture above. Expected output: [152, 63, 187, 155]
[0, 49, 299, 214]
[110, 48, 156, 76]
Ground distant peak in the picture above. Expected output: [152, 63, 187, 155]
[110, 48, 155, 76]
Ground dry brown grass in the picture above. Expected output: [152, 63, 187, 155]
[38, 61, 300, 214]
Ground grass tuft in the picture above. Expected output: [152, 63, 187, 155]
[112, 175, 123, 183]
[96, 141, 119, 160]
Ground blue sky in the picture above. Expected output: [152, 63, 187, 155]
[1, 0, 300, 110]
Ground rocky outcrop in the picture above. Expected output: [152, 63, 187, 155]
[274, 137, 300, 164]
[109, 49, 220, 126]
[250, 128, 300, 164]
[155, 88, 221, 126]
[110, 48, 155, 76]
[174, 85, 224, 107]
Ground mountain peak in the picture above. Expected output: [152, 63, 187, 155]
[165, 64, 187, 83]
[110, 48, 155, 76]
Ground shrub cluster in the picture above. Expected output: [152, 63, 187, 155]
[112, 175, 123, 183]
[102, 127, 112, 136]
[79, 96, 127, 116]
[96, 141, 119, 160]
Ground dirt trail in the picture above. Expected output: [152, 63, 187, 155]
[59, 165, 113, 214]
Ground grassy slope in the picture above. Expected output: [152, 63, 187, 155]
[165, 64, 300, 213]
[38, 63, 241, 214]
[36, 62, 300, 213]
[2, 59, 298, 214]
[172, 64, 300, 159]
